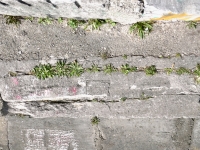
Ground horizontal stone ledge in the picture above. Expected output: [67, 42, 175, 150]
[7, 95, 200, 118]
[0, 55, 200, 78]
[1, 72, 200, 102]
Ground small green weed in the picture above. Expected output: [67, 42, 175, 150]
[144, 65, 157, 75]
[68, 61, 84, 77]
[58, 17, 63, 24]
[32, 64, 54, 79]
[176, 67, 190, 75]
[194, 64, 200, 76]
[123, 54, 128, 59]
[85, 19, 107, 30]
[104, 64, 117, 74]
[121, 64, 137, 75]
[129, 21, 154, 39]
[139, 92, 152, 100]
[176, 53, 182, 58]
[4, 15, 22, 26]
[87, 64, 101, 73]
[91, 116, 100, 125]
[165, 68, 174, 75]
[54, 60, 67, 76]
[120, 97, 127, 102]
[26, 16, 34, 22]
[68, 19, 85, 29]
[38, 17, 52, 25]
[187, 21, 198, 29]
[105, 19, 116, 26]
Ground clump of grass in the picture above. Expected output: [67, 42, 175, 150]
[175, 53, 182, 58]
[165, 68, 174, 75]
[139, 92, 152, 100]
[85, 19, 107, 30]
[91, 116, 100, 125]
[105, 19, 116, 26]
[123, 54, 128, 59]
[26, 16, 34, 22]
[144, 65, 157, 75]
[54, 60, 67, 76]
[87, 64, 101, 73]
[120, 97, 127, 102]
[104, 64, 117, 74]
[129, 21, 154, 39]
[67, 19, 86, 29]
[58, 17, 63, 24]
[68, 61, 84, 77]
[187, 21, 198, 29]
[38, 17, 52, 25]
[120, 64, 137, 75]
[4, 15, 22, 26]
[194, 64, 200, 84]
[176, 67, 190, 75]
[32, 64, 54, 79]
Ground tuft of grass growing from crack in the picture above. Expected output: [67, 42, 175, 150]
[165, 68, 174, 75]
[103, 64, 117, 74]
[187, 21, 198, 29]
[54, 60, 67, 77]
[120, 64, 137, 75]
[120, 97, 127, 102]
[123, 54, 128, 59]
[67, 19, 86, 29]
[85, 19, 107, 30]
[87, 64, 101, 73]
[91, 116, 100, 125]
[26, 16, 34, 22]
[139, 92, 152, 100]
[57, 17, 63, 24]
[144, 65, 157, 75]
[176, 67, 190, 75]
[129, 21, 154, 39]
[32, 64, 54, 79]
[105, 19, 116, 26]
[68, 61, 84, 77]
[4, 15, 22, 26]
[38, 17, 53, 25]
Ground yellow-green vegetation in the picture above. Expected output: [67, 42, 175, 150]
[165, 68, 174, 75]
[129, 21, 154, 39]
[87, 64, 101, 73]
[4, 15, 22, 26]
[67, 19, 86, 29]
[176, 67, 190, 75]
[38, 17, 53, 25]
[120, 64, 137, 75]
[144, 65, 157, 75]
[186, 21, 198, 29]
[103, 64, 117, 74]
[91, 116, 100, 125]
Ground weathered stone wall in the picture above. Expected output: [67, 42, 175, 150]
[0, 0, 200, 24]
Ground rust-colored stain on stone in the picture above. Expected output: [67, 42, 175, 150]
[152, 13, 200, 21]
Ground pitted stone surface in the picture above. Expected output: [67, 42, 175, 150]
[8, 117, 95, 150]
[0, 117, 8, 150]
[7, 95, 200, 118]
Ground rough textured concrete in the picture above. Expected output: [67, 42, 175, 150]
[0, 18, 200, 60]
[98, 118, 194, 150]
[6, 116, 198, 150]
[0, 0, 143, 24]
[0, 117, 8, 150]
[2, 72, 199, 102]
[0, 0, 200, 24]
[8, 117, 95, 150]
[6, 95, 200, 118]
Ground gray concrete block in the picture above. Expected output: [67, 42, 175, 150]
[190, 119, 200, 149]
[0, 117, 8, 150]
[7, 95, 200, 118]
[8, 117, 95, 150]
[98, 118, 193, 150]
